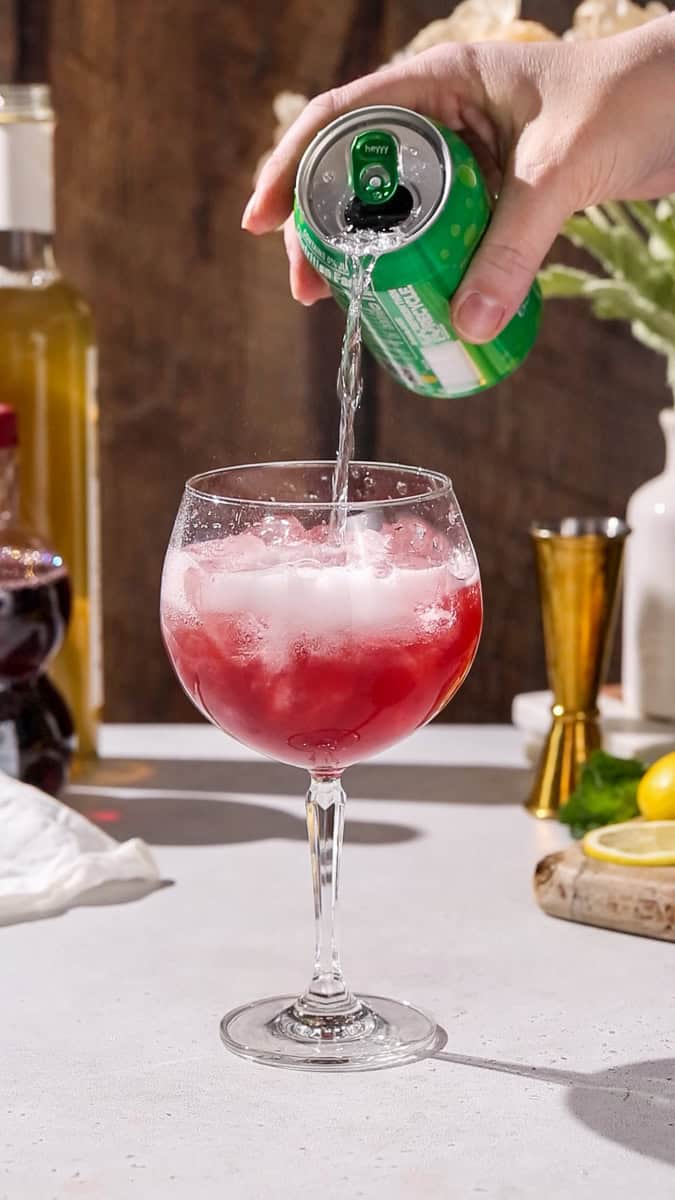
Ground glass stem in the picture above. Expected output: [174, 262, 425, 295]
[296, 773, 358, 1018]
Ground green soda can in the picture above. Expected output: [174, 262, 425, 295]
[294, 105, 541, 398]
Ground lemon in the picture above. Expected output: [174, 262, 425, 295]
[637, 752, 675, 821]
[583, 820, 675, 867]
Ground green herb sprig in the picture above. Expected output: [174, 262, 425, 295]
[558, 750, 646, 838]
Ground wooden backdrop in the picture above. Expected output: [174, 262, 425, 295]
[3, 0, 674, 722]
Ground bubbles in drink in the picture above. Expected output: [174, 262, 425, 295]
[163, 517, 476, 640]
[161, 518, 482, 772]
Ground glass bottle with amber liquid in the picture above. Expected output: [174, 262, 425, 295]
[0, 84, 101, 756]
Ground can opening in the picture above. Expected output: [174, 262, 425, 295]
[344, 185, 414, 232]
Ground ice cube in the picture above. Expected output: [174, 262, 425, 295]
[227, 531, 270, 569]
[346, 522, 391, 569]
[386, 518, 447, 567]
[184, 532, 265, 575]
[182, 562, 204, 612]
[257, 514, 306, 546]
[448, 547, 474, 581]
[306, 522, 331, 545]
[230, 613, 267, 658]
[175, 545, 221, 612]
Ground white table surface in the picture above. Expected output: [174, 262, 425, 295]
[4, 723, 674, 1199]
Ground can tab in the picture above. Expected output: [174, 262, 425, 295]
[350, 130, 399, 206]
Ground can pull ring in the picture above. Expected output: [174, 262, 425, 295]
[350, 130, 399, 206]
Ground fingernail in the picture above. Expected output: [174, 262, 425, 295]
[454, 292, 505, 343]
[241, 194, 258, 230]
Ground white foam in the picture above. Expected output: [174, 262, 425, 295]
[162, 523, 478, 645]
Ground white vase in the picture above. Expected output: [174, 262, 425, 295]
[622, 407, 675, 719]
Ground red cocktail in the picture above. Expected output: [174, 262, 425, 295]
[162, 520, 482, 772]
[160, 461, 482, 1072]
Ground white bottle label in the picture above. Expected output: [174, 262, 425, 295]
[0, 120, 54, 233]
[85, 347, 104, 714]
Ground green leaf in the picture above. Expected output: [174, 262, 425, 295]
[542, 197, 675, 372]
[539, 267, 675, 356]
[562, 215, 652, 285]
[642, 265, 675, 311]
[600, 202, 637, 232]
[558, 750, 645, 839]
[584, 751, 644, 785]
[586, 205, 612, 231]
[630, 319, 675, 362]
[538, 265, 599, 298]
[624, 201, 675, 258]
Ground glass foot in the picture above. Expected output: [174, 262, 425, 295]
[220, 994, 446, 1072]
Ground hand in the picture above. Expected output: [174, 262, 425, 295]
[242, 16, 675, 344]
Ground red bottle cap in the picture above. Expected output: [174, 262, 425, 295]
[0, 405, 17, 449]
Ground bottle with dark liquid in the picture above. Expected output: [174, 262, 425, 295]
[0, 85, 101, 757]
[0, 404, 74, 794]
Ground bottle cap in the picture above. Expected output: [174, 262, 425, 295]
[0, 405, 18, 448]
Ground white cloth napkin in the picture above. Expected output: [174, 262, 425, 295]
[0, 771, 161, 925]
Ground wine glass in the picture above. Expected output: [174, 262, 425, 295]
[160, 461, 482, 1071]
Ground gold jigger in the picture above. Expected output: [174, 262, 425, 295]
[526, 517, 629, 819]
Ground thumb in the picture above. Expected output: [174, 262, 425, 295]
[451, 172, 567, 344]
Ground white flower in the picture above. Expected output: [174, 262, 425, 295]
[254, 91, 309, 184]
[564, 0, 668, 40]
[256, 1, 668, 186]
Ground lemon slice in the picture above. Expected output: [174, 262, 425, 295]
[583, 821, 675, 867]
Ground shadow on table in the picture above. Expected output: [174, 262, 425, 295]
[71, 757, 531, 807]
[67, 790, 421, 847]
[435, 1050, 675, 1166]
[66, 757, 529, 846]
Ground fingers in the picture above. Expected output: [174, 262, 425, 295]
[242, 39, 562, 336]
[452, 167, 569, 343]
[242, 57, 449, 235]
[283, 218, 330, 305]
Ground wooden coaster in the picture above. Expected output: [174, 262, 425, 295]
[534, 843, 675, 942]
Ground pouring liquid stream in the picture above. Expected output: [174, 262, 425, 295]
[330, 228, 404, 539]
[331, 252, 374, 538]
